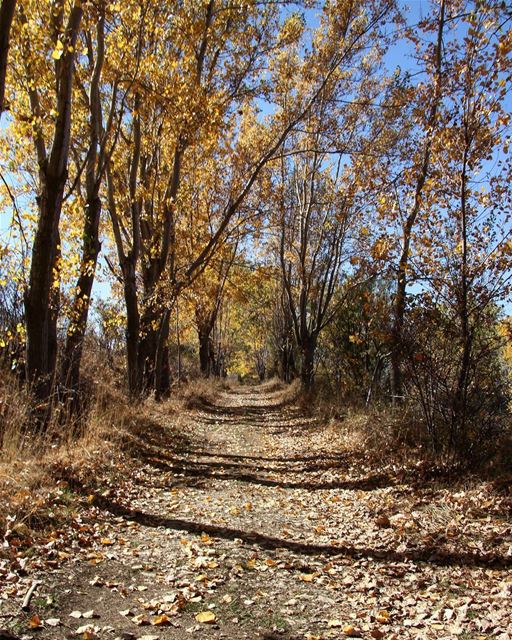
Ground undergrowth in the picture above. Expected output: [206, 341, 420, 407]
[0, 367, 224, 544]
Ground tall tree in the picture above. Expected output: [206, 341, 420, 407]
[389, 0, 446, 403]
[61, 1, 124, 404]
[13, 0, 83, 404]
[0, 0, 16, 116]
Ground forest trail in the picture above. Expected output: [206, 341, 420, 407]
[1, 383, 511, 640]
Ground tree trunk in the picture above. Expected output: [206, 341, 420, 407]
[25, 176, 65, 401]
[450, 144, 471, 454]
[24, 2, 83, 407]
[300, 335, 316, 392]
[281, 340, 295, 384]
[390, 264, 407, 402]
[121, 259, 141, 397]
[138, 319, 158, 393]
[0, 0, 16, 116]
[61, 197, 102, 406]
[198, 329, 212, 377]
[154, 309, 171, 399]
[390, 0, 445, 405]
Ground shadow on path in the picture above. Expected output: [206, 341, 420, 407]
[141, 454, 395, 492]
[91, 495, 512, 570]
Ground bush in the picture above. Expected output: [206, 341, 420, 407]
[403, 303, 511, 463]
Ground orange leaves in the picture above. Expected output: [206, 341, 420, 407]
[99, 537, 114, 546]
[28, 614, 43, 628]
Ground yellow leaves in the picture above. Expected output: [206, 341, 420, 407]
[371, 236, 391, 261]
[151, 614, 172, 626]
[343, 625, 360, 636]
[298, 573, 316, 582]
[278, 13, 305, 45]
[375, 610, 390, 623]
[195, 611, 216, 624]
[52, 40, 64, 61]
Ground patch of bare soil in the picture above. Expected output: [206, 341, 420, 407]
[1, 383, 511, 640]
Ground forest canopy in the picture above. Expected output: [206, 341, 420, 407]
[0, 0, 512, 461]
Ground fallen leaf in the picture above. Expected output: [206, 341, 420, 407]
[375, 515, 391, 528]
[376, 610, 390, 624]
[195, 611, 216, 624]
[343, 625, 361, 637]
[328, 619, 343, 628]
[83, 610, 99, 619]
[76, 624, 100, 635]
[45, 618, 61, 627]
[29, 614, 43, 628]
[151, 615, 171, 626]
[299, 573, 315, 582]
[132, 614, 149, 625]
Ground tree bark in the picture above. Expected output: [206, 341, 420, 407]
[0, 0, 16, 116]
[300, 335, 317, 392]
[25, 176, 66, 400]
[61, 197, 102, 404]
[198, 328, 213, 377]
[154, 309, 171, 399]
[450, 143, 472, 453]
[121, 258, 141, 397]
[24, 3, 83, 403]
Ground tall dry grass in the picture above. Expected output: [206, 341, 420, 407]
[0, 358, 231, 543]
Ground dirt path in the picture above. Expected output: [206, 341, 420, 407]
[1, 383, 511, 640]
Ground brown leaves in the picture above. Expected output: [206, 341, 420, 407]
[28, 614, 42, 629]
[375, 515, 391, 529]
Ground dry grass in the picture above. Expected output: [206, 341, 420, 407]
[0, 368, 232, 542]
[178, 376, 228, 409]
[0, 368, 134, 541]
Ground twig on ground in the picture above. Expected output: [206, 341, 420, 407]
[21, 580, 41, 611]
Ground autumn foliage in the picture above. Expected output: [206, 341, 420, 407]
[0, 0, 511, 464]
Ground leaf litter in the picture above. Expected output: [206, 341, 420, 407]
[0, 383, 511, 639]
